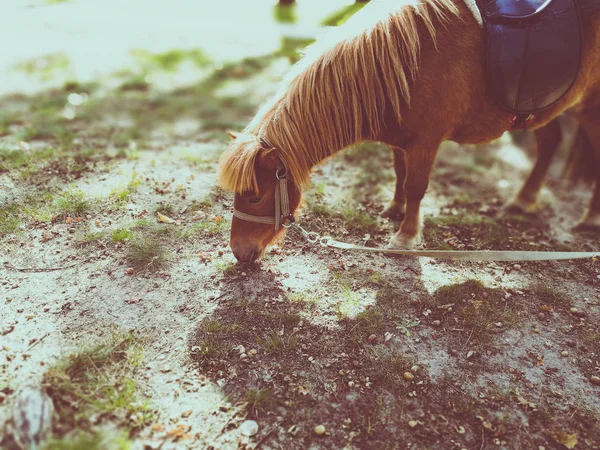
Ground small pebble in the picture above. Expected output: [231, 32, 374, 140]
[408, 420, 419, 428]
[249, 349, 258, 355]
[432, 320, 441, 327]
[314, 425, 326, 435]
[348, 381, 355, 388]
[590, 376, 600, 386]
[403, 372, 415, 381]
[125, 268, 134, 275]
[368, 334, 377, 344]
[513, 264, 522, 271]
[240, 420, 259, 436]
[561, 351, 569, 357]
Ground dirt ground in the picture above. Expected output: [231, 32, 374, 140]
[1, 1, 599, 449]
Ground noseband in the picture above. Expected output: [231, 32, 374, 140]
[232, 157, 295, 231]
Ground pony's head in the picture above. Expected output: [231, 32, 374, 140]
[219, 132, 302, 263]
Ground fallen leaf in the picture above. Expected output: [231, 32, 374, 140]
[157, 212, 176, 224]
[556, 431, 578, 449]
[152, 423, 165, 432]
[536, 357, 544, 367]
[181, 409, 193, 418]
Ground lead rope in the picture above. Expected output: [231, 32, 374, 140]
[288, 223, 599, 262]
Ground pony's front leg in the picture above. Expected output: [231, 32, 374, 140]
[388, 140, 440, 249]
[381, 146, 407, 220]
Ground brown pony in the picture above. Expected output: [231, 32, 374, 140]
[219, 0, 600, 263]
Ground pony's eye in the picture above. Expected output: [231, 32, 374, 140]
[249, 197, 261, 204]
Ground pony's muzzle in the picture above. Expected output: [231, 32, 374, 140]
[232, 244, 261, 264]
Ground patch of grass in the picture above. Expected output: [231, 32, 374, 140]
[530, 284, 573, 309]
[341, 207, 378, 233]
[131, 49, 212, 73]
[375, 284, 409, 317]
[431, 280, 523, 347]
[112, 228, 133, 242]
[179, 219, 227, 239]
[257, 330, 298, 355]
[321, 2, 368, 26]
[335, 285, 364, 319]
[349, 309, 384, 345]
[192, 320, 241, 361]
[289, 291, 320, 305]
[75, 229, 106, 246]
[125, 235, 168, 271]
[0, 149, 29, 171]
[15, 53, 70, 80]
[53, 189, 90, 218]
[215, 260, 237, 277]
[43, 432, 131, 450]
[0, 202, 22, 238]
[109, 172, 142, 207]
[423, 213, 508, 249]
[366, 346, 415, 388]
[273, 4, 297, 23]
[42, 333, 153, 437]
[246, 388, 278, 417]
[0, 114, 15, 136]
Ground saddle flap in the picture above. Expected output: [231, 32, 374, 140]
[479, 0, 582, 114]
[479, 0, 553, 20]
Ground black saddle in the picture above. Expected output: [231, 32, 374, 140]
[476, 0, 582, 115]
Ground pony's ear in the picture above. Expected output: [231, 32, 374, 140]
[227, 130, 240, 140]
[257, 147, 279, 170]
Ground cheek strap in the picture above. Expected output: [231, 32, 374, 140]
[232, 157, 294, 231]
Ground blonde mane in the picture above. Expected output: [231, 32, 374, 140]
[219, 0, 460, 194]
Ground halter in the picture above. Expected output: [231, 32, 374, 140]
[232, 157, 295, 231]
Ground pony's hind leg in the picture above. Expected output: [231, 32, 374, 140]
[573, 108, 600, 229]
[506, 118, 562, 214]
[388, 139, 440, 249]
[381, 146, 407, 220]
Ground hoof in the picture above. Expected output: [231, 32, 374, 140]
[387, 232, 421, 250]
[381, 202, 406, 221]
[503, 197, 541, 216]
